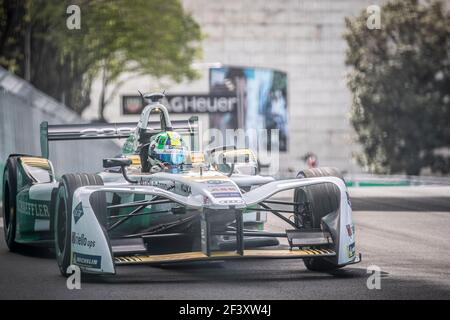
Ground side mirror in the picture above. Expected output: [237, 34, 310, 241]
[103, 158, 132, 169]
[103, 158, 137, 183]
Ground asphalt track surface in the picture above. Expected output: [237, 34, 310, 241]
[0, 186, 449, 300]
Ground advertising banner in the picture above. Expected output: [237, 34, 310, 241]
[123, 94, 237, 114]
[209, 66, 288, 151]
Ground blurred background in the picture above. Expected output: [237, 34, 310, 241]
[1, 0, 449, 182]
[2, 1, 450, 300]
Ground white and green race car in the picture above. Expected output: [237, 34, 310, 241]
[2, 92, 360, 276]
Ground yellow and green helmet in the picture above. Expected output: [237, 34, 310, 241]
[149, 131, 187, 165]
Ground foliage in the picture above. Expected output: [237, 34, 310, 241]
[0, 0, 202, 119]
[344, 0, 450, 175]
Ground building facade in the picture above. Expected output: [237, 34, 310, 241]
[83, 0, 386, 176]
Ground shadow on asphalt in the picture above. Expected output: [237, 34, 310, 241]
[81, 263, 378, 285]
[8, 245, 55, 259]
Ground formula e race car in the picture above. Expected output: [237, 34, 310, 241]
[2, 92, 360, 276]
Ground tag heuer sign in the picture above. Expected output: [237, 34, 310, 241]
[73, 202, 84, 224]
[166, 95, 237, 113]
[122, 94, 237, 115]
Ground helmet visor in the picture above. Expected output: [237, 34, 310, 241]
[156, 149, 185, 165]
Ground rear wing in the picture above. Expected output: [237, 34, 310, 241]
[40, 116, 199, 159]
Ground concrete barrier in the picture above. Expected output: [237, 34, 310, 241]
[0, 66, 121, 199]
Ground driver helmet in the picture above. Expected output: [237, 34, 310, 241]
[149, 131, 187, 166]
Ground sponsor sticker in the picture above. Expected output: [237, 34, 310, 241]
[346, 224, 354, 237]
[72, 252, 102, 269]
[71, 232, 96, 248]
[73, 202, 84, 224]
[347, 242, 356, 259]
[181, 184, 191, 193]
[205, 180, 230, 185]
[203, 180, 242, 198]
[212, 192, 242, 198]
[17, 200, 50, 218]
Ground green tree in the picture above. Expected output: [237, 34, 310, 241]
[0, 0, 202, 120]
[344, 0, 450, 175]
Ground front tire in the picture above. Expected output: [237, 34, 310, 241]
[303, 256, 341, 272]
[54, 173, 104, 276]
[2, 157, 21, 252]
[296, 167, 344, 272]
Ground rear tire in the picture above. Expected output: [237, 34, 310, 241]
[54, 173, 104, 277]
[2, 157, 21, 252]
[295, 167, 343, 272]
[297, 167, 344, 180]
